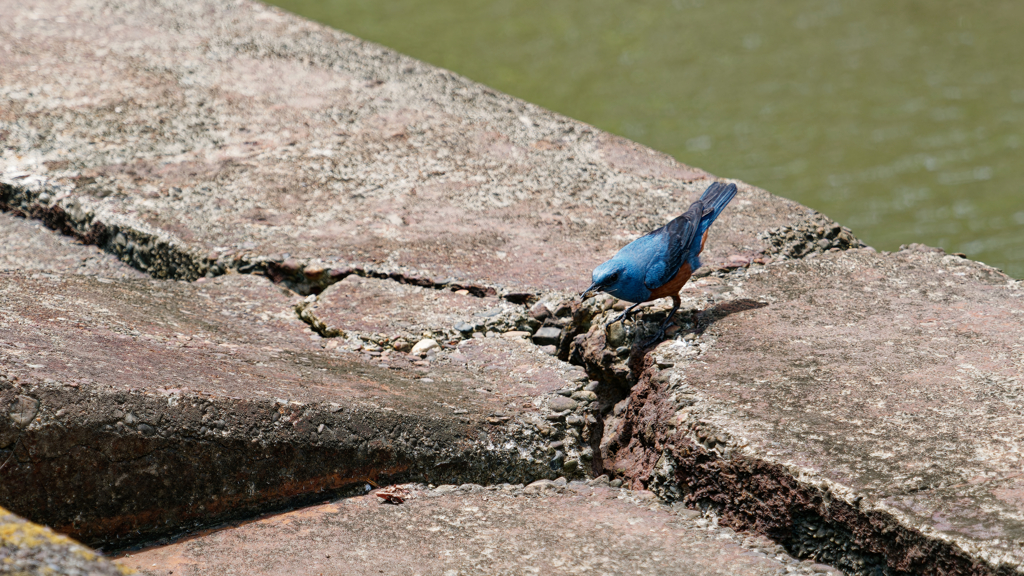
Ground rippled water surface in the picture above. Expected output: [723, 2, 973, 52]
[266, 0, 1024, 277]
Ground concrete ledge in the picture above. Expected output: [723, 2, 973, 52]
[4, 0, 1019, 573]
[0, 0, 822, 296]
[596, 248, 1024, 574]
[0, 271, 591, 547]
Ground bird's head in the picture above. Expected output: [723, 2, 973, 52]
[580, 258, 643, 302]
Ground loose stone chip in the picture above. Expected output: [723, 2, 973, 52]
[375, 485, 411, 504]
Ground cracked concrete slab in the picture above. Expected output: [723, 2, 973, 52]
[115, 482, 841, 576]
[0, 270, 594, 547]
[297, 274, 524, 342]
[595, 247, 1024, 574]
[2, 0, 1019, 573]
[0, 0, 840, 296]
[0, 210, 147, 279]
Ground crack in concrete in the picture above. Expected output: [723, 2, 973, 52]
[0, 180, 511, 299]
[1, 178, 868, 303]
[599, 326, 1023, 576]
[0, 379, 563, 549]
[1, 177, 868, 573]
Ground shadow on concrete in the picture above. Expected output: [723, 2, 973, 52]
[695, 298, 769, 333]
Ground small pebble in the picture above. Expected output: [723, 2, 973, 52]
[453, 321, 475, 335]
[547, 396, 577, 412]
[676, 508, 702, 520]
[523, 479, 559, 494]
[571, 390, 597, 402]
[411, 338, 439, 357]
[606, 322, 626, 348]
[532, 326, 562, 346]
[528, 302, 551, 321]
[549, 451, 565, 470]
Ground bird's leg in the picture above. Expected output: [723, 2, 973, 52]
[640, 295, 681, 348]
[612, 301, 644, 325]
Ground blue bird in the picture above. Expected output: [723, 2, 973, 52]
[580, 182, 738, 343]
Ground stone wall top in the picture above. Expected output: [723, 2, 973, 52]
[0, 0, 824, 294]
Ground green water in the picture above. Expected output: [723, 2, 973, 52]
[266, 0, 1024, 277]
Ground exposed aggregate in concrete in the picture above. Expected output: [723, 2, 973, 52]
[0, 0, 814, 296]
[2, 0, 1022, 573]
[0, 210, 148, 279]
[597, 248, 1024, 575]
[757, 211, 864, 260]
[0, 271, 595, 548]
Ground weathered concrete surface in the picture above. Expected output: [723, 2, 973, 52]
[0, 269, 595, 547]
[595, 247, 1024, 574]
[2, 0, 1020, 573]
[0, 506, 132, 575]
[0, 0, 835, 569]
[297, 274, 521, 341]
[0, 210, 147, 279]
[0, 0, 852, 296]
[116, 482, 841, 576]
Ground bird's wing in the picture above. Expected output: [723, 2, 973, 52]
[643, 201, 702, 290]
[695, 182, 737, 234]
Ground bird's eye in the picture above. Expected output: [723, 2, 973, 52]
[608, 272, 619, 282]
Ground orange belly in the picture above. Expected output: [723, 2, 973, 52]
[648, 228, 709, 300]
[649, 262, 693, 300]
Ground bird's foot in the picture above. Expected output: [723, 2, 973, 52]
[639, 322, 673, 349]
[611, 302, 644, 325]
[638, 299, 682, 349]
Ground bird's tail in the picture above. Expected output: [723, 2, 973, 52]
[696, 182, 737, 234]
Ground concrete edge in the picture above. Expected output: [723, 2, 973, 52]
[604, 352, 1023, 576]
[0, 377, 575, 549]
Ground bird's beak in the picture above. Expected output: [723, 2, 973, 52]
[579, 282, 600, 301]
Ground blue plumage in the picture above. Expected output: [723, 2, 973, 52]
[582, 182, 738, 344]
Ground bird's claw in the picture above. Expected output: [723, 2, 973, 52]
[611, 302, 644, 325]
[639, 328, 668, 349]
[638, 300, 682, 349]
